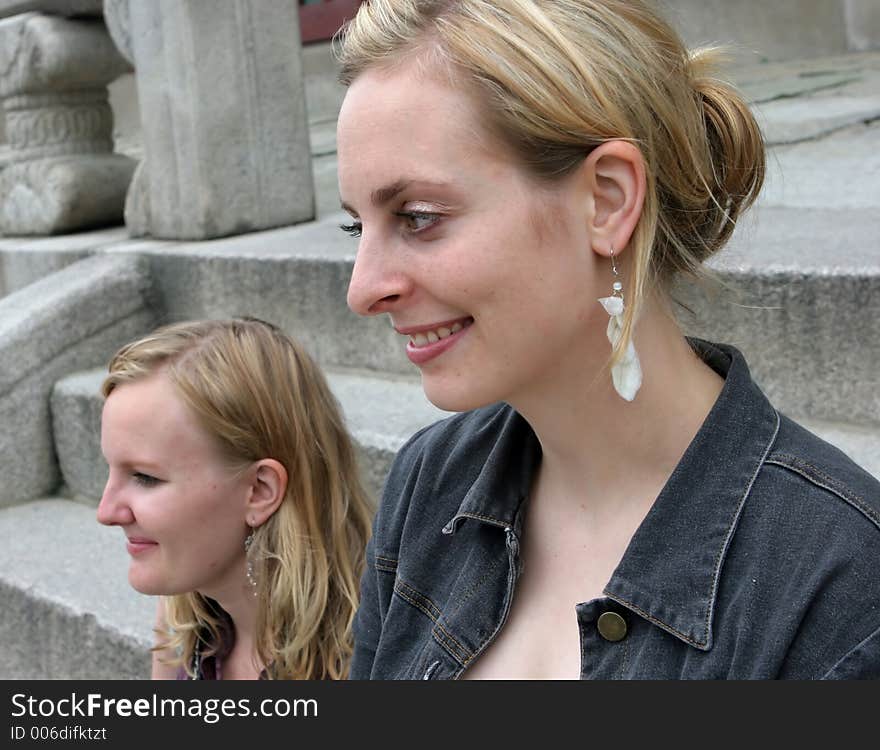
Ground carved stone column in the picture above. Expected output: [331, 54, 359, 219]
[0, 11, 134, 234]
[103, 0, 315, 240]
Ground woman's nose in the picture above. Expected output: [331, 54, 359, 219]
[346, 235, 413, 316]
[96, 476, 134, 527]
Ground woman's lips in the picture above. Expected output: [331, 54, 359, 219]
[404, 318, 473, 365]
[126, 537, 158, 556]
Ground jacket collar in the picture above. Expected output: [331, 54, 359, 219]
[604, 340, 780, 650]
[441, 405, 540, 536]
[442, 340, 780, 651]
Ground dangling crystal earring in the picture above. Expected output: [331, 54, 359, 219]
[597, 246, 642, 401]
[244, 526, 258, 596]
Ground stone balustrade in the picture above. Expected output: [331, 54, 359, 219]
[103, 0, 315, 241]
[0, 5, 134, 235]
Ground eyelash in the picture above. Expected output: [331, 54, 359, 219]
[339, 211, 440, 238]
[132, 472, 161, 488]
[339, 221, 362, 238]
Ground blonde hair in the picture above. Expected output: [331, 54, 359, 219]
[337, 0, 765, 363]
[103, 318, 373, 679]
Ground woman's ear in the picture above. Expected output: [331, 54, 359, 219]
[244, 459, 288, 527]
[582, 139, 646, 258]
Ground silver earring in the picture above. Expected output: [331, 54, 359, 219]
[244, 527, 258, 596]
[597, 246, 642, 401]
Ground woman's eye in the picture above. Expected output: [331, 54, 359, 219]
[132, 472, 161, 488]
[339, 221, 362, 238]
[397, 211, 439, 233]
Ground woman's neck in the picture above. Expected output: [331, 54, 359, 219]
[510, 296, 723, 517]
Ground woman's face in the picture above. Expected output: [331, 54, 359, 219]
[337, 61, 604, 412]
[97, 373, 252, 598]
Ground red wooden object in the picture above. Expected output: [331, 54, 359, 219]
[299, 0, 363, 44]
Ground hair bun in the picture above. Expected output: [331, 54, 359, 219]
[688, 47, 765, 255]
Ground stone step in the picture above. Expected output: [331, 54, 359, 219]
[0, 253, 156, 507]
[677, 196, 880, 427]
[663, 0, 878, 64]
[0, 498, 153, 679]
[52, 367, 448, 505]
[0, 227, 130, 297]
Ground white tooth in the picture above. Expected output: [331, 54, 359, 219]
[437, 327, 452, 339]
[413, 333, 428, 347]
[451, 322, 463, 333]
[427, 331, 440, 343]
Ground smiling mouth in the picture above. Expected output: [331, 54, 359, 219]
[127, 536, 156, 545]
[126, 537, 158, 554]
[407, 317, 473, 348]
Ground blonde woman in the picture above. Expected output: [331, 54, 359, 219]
[97, 318, 373, 679]
[336, 0, 880, 679]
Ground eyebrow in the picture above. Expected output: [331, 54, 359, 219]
[101, 452, 166, 474]
[340, 179, 449, 214]
[340, 179, 410, 214]
[372, 179, 412, 206]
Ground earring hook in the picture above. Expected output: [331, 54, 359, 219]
[609, 246, 623, 298]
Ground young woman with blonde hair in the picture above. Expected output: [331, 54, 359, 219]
[336, 0, 880, 679]
[98, 318, 373, 679]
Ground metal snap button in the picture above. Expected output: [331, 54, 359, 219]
[597, 611, 627, 642]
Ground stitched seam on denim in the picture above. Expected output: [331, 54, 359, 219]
[615, 634, 630, 679]
[765, 455, 880, 531]
[450, 551, 503, 621]
[393, 579, 474, 664]
[456, 511, 509, 527]
[394, 579, 441, 621]
[701, 410, 781, 647]
[820, 621, 880, 679]
[458, 531, 521, 665]
[606, 414, 781, 649]
[375, 554, 398, 566]
[394, 578, 475, 664]
[432, 625, 472, 663]
[435, 622, 473, 661]
[375, 562, 397, 573]
[605, 594, 701, 647]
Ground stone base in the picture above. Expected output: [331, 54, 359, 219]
[0, 153, 134, 235]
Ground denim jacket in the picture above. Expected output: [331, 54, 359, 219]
[351, 340, 880, 679]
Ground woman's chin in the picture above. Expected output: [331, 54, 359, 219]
[422, 378, 495, 414]
[128, 568, 176, 597]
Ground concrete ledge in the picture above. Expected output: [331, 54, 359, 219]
[679, 203, 880, 426]
[0, 253, 155, 506]
[0, 226, 129, 297]
[0, 499, 153, 679]
[52, 367, 447, 505]
[98, 220, 412, 376]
